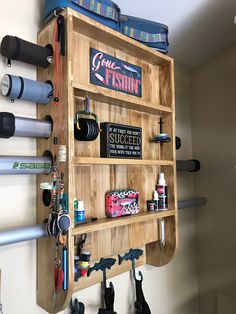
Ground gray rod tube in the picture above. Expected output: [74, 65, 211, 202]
[0, 155, 52, 175]
[177, 159, 201, 172]
[0, 223, 47, 246]
[178, 197, 207, 209]
[0, 198, 207, 247]
[15, 117, 52, 138]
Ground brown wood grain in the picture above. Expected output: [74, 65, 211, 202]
[37, 9, 177, 312]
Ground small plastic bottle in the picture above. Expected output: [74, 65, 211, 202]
[76, 201, 85, 222]
[153, 190, 159, 211]
[156, 173, 168, 210]
[73, 198, 78, 223]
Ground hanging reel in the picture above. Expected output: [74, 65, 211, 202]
[74, 96, 99, 141]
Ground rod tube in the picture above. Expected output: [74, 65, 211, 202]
[0, 155, 52, 175]
[0, 224, 47, 246]
[178, 197, 207, 209]
[0, 197, 207, 247]
[0, 35, 52, 68]
[177, 159, 201, 172]
[14, 117, 52, 138]
[1, 74, 53, 104]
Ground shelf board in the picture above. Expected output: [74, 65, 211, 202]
[72, 157, 174, 166]
[73, 83, 173, 115]
[72, 209, 176, 235]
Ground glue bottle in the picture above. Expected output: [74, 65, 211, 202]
[156, 173, 168, 210]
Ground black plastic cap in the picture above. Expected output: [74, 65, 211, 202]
[42, 189, 51, 207]
[189, 159, 201, 172]
[0, 112, 15, 138]
[176, 136, 181, 150]
[0, 36, 17, 59]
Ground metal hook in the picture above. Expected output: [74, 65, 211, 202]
[84, 96, 90, 113]
[77, 233, 87, 256]
[79, 233, 87, 246]
[53, 9, 60, 18]
[102, 267, 108, 288]
[101, 266, 114, 290]
[131, 259, 143, 282]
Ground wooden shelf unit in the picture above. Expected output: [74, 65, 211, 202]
[37, 8, 177, 313]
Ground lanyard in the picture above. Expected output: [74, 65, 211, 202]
[53, 15, 65, 107]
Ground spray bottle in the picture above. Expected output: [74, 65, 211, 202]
[156, 173, 168, 210]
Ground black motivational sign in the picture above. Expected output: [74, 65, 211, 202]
[90, 48, 142, 97]
[100, 123, 142, 159]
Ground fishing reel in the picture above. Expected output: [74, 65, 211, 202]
[74, 96, 99, 141]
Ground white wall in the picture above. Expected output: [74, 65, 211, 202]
[0, 1, 44, 313]
[191, 42, 236, 314]
[0, 2, 198, 313]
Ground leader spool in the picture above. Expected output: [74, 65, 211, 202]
[1, 74, 53, 104]
[74, 118, 99, 141]
[74, 96, 100, 141]
[0, 35, 53, 68]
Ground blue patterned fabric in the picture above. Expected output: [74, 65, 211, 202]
[120, 15, 169, 54]
[72, 0, 119, 21]
[123, 26, 167, 43]
[44, 0, 120, 30]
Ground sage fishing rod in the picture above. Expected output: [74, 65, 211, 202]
[0, 155, 52, 175]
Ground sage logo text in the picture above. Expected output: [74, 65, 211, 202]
[12, 162, 51, 170]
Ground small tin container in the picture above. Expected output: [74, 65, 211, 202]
[147, 200, 156, 211]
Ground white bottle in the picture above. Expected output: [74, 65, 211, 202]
[77, 201, 85, 222]
[156, 173, 168, 210]
[153, 190, 159, 211]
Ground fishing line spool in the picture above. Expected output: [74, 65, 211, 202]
[74, 96, 99, 141]
[1, 74, 53, 104]
[0, 35, 53, 68]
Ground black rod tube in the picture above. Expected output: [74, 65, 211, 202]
[0, 223, 47, 246]
[0, 35, 52, 68]
[178, 197, 207, 209]
[177, 159, 201, 172]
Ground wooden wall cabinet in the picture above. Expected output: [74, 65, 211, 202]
[37, 8, 177, 313]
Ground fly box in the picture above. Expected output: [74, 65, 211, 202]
[105, 189, 140, 218]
